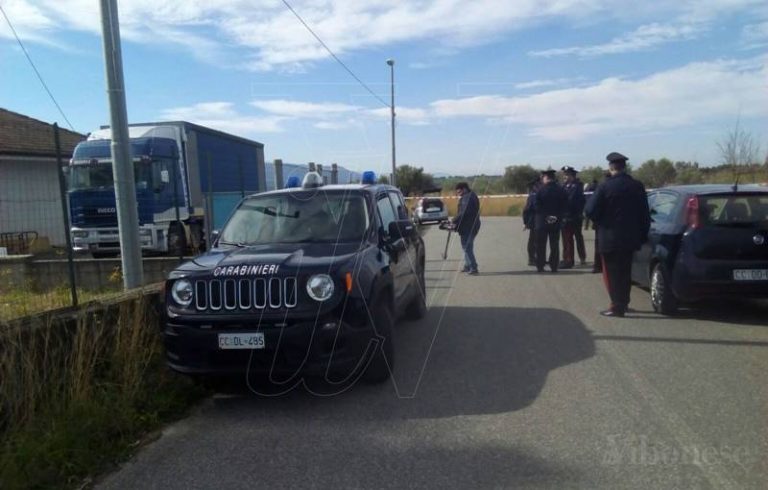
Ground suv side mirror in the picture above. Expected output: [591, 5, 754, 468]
[387, 220, 415, 241]
[210, 229, 220, 246]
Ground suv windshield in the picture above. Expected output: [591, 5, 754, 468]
[700, 194, 768, 225]
[220, 191, 370, 245]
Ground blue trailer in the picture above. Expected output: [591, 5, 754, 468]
[67, 122, 265, 256]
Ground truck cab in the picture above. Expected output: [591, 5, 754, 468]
[162, 171, 426, 384]
[67, 122, 265, 257]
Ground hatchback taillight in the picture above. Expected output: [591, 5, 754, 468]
[686, 196, 701, 229]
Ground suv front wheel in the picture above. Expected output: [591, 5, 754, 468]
[362, 296, 394, 383]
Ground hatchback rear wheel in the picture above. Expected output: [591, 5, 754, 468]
[650, 263, 678, 315]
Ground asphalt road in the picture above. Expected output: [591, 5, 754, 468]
[99, 217, 768, 490]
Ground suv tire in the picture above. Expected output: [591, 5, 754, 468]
[362, 297, 394, 383]
[405, 266, 427, 320]
[650, 263, 678, 315]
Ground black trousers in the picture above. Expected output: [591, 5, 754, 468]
[593, 231, 602, 271]
[535, 223, 560, 271]
[601, 250, 634, 312]
[527, 228, 536, 263]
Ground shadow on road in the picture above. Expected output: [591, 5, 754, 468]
[675, 299, 768, 327]
[211, 307, 595, 422]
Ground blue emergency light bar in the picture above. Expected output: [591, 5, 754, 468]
[285, 176, 301, 188]
[361, 171, 376, 185]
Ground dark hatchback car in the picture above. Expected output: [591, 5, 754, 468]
[632, 184, 768, 314]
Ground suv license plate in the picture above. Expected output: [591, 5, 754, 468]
[733, 269, 768, 281]
[218, 333, 265, 350]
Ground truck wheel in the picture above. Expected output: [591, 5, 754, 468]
[405, 266, 427, 320]
[650, 263, 678, 315]
[168, 223, 187, 256]
[362, 298, 394, 383]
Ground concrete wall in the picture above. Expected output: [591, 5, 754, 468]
[0, 256, 183, 291]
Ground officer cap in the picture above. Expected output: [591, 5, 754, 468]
[541, 169, 557, 179]
[561, 166, 578, 175]
[606, 152, 628, 163]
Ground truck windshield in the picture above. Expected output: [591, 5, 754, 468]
[220, 192, 370, 245]
[69, 159, 173, 192]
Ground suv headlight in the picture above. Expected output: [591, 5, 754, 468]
[306, 274, 334, 301]
[171, 279, 194, 306]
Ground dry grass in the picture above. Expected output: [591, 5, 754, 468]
[0, 289, 205, 489]
[0, 286, 118, 323]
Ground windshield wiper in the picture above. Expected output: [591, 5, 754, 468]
[218, 240, 247, 247]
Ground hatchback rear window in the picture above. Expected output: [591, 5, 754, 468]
[421, 199, 444, 209]
[700, 194, 768, 225]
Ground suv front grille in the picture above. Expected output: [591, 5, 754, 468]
[194, 278, 298, 311]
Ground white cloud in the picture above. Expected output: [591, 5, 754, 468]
[431, 57, 768, 141]
[368, 106, 431, 125]
[3, 1, 767, 69]
[160, 102, 286, 136]
[529, 22, 703, 58]
[514, 78, 584, 90]
[0, 0, 672, 70]
[250, 99, 360, 118]
[742, 21, 768, 47]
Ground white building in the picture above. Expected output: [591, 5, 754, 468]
[0, 108, 85, 250]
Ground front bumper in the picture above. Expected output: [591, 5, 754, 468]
[163, 316, 375, 378]
[71, 225, 166, 253]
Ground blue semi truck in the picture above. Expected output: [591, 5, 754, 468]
[67, 122, 266, 257]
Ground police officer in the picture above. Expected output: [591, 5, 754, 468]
[522, 178, 540, 266]
[534, 170, 567, 273]
[452, 182, 481, 275]
[585, 152, 651, 317]
[560, 166, 587, 269]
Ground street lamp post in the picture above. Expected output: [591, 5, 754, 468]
[386, 58, 396, 187]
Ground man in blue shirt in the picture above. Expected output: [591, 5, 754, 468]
[452, 182, 481, 275]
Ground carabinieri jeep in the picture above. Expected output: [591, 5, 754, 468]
[162, 171, 426, 384]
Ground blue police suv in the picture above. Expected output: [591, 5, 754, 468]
[631, 184, 768, 315]
[162, 172, 426, 384]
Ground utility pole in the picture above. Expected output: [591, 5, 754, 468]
[99, 0, 143, 288]
[387, 59, 396, 187]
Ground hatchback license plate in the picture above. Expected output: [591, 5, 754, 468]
[733, 269, 768, 281]
[218, 333, 265, 350]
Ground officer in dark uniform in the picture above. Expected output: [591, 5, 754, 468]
[585, 152, 651, 317]
[534, 170, 567, 272]
[560, 166, 587, 269]
[522, 178, 540, 266]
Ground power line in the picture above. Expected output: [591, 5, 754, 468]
[279, 0, 391, 109]
[0, 3, 76, 131]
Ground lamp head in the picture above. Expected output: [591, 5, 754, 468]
[386, 59, 394, 66]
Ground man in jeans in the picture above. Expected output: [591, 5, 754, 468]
[452, 182, 481, 275]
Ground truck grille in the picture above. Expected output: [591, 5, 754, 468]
[194, 278, 298, 311]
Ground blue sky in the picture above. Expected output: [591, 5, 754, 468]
[2, 0, 767, 177]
